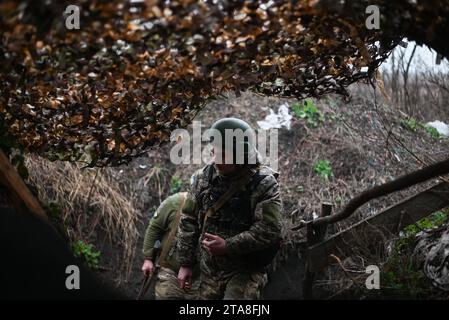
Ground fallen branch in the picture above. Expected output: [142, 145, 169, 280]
[293, 157, 449, 231]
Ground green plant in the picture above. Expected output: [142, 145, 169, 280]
[291, 99, 324, 127]
[380, 261, 428, 298]
[431, 210, 448, 225]
[378, 210, 449, 298]
[313, 159, 333, 180]
[403, 210, 448, 237]
[401, 118, 419, 132]
[401, 117, 442, 140]
[170, 175, 184, 193]
[73, 240, 101, 270]
[424, 125, 441, 139]
[380, 231, 431, 299]
[380, 232, 424, 297]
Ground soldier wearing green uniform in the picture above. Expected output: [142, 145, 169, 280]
[141, 192, 197, 299]
[176, 118, 282, 300]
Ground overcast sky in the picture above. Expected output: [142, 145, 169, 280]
[381, 40, 448, 73]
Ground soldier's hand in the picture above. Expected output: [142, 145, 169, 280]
[202, 233, 227, 256]
[141, 259, 154, 276]
[178, 266, 193, 290]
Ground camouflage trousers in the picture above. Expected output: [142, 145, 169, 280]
[155, 267, 198, 300]
[199, 270, 268, 300]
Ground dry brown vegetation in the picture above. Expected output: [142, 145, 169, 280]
[25, 156, 143, 281]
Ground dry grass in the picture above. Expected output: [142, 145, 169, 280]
[25, 155, 142, 282]
[137, 164, 170, 204]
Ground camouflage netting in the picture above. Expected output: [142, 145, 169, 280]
[413, 226, 449, 292]
[2, 0, 447, 166]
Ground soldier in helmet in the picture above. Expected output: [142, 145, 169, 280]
[176, 117, 282, 300]
[141, 192, 199, 299]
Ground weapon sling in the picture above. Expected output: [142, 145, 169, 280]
[201, 166, 258, 234]
[158, 192, 187, 267]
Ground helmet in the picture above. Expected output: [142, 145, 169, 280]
[208, 117, 259, 165]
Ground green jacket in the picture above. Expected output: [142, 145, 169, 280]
[142, 192, 186, 272]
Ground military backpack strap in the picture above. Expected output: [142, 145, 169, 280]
[158, 192, 187, 268]
[201, 166, 259, 234]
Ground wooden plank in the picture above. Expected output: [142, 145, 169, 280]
[0, 150, 48, 222]
[303, 202, 332, 299]
[307, 181, 449, 272]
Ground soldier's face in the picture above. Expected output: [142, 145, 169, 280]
[211, 147, 237, 175]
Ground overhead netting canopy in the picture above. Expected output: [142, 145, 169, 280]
[0, 0, 401, 166]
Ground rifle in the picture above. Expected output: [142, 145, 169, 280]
[136, 240, 162, 300]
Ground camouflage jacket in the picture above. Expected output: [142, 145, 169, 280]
[177, 164, 282, 274]
[142, 192, 186, 272]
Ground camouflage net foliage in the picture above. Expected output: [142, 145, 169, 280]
[0, 0, 400, 166]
